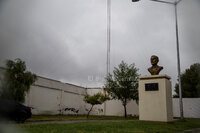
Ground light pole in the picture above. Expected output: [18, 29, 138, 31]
[132, 0, 184, 121]
[107, 0, 111, 77]
[105, 0, 111, 116]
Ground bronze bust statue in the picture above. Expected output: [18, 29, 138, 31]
[148, 55, 163, 75]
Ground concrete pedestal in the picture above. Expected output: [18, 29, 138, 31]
[139, 75, 173, 122]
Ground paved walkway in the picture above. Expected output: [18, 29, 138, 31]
[24, 120, 124, 125]
[180, 128, 200, 133]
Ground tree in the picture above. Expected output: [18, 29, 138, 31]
[0, 58, 37, 103]
[104, 61, 139, 118]
[174, 63, 200, 98]
[84, 92, 109, 118]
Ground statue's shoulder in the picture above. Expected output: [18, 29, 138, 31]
[148, 67, 152, 71]
[158, 66, 163, 70]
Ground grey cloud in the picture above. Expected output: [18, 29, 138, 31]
[0, 0, 199, 89]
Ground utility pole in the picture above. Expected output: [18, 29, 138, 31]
[174, 0, 184, 121]
[107, 0, 111, 76]
[105, 0, 111, 116]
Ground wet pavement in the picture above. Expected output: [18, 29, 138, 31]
[179, 128, 200, 133]
[24, 120, 124, 125]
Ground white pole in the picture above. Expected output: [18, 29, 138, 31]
[174, 1, 184, 121]
[105, 0, 111, 116]
[107, 0, 111, 76]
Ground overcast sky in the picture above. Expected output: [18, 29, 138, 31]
[0, 0, 200, 91]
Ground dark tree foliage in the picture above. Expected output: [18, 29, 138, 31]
[0, 58, 37, 103]
[104, 61, 139, 118]
[174, 63, 200, 98]
[84, 92, 109, 118]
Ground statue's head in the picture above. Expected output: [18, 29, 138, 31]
[150, 55, 159, 66]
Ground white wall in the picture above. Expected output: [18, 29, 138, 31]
[105, 100, 138, 116]
[86, 88, 104, 115]
[0, 68, 200, 118]
[16, 77, 200, 118]
[25, 76, 88, 115]
[27, 85, 61, 114]
[87, 88, 138, 116]
[173, 98, 200, 118]
[25, 77, 105, 116]
[61, 91, 87, 115]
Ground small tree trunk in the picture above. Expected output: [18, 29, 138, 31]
[87, 105, 94, 118]
[123, 104, 127, 118]
[123, 99, 127, 118]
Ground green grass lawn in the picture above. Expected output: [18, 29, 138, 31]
[27, 115, 137, 122]
[20, 119, 200, 133]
